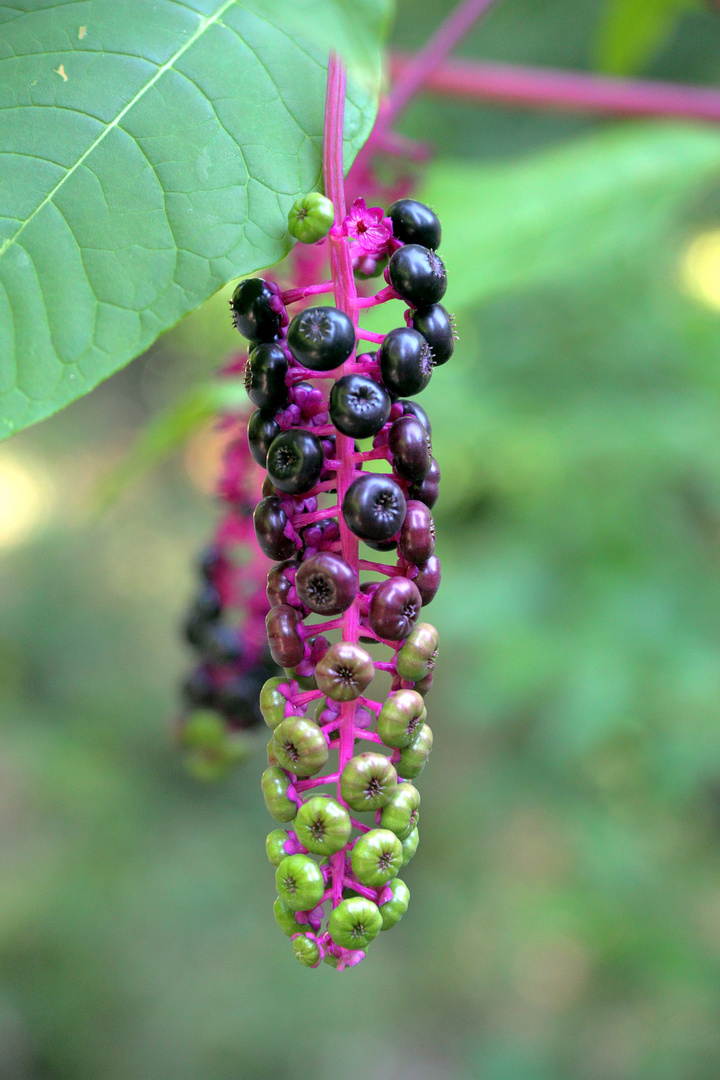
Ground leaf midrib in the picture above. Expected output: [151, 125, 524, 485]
[0, 0, 237, 262]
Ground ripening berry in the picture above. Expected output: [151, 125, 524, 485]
[314, 641, 375, 701]
[340, 752, 398, 812]
[408, 456, 441, 510]
[414, 555, 441, 606]
[288, 191, 335, 244]
[388, 415, 432, 482]
[254, 497, 297, 561]
[259, 676, 290, 729]
[397, 724, 433, 779]
[379, 783, 421, 839]
[376, 691, 426, 750]
[368, 576, 422, 641]
[266, 605, 304, 668]
[398, 501, 436, 565]
[396, 621, 439, 682]
[295, 552, 358, 615]
[272, 716, 329, 777]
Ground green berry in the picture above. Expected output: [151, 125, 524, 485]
[292, 934, 321, 966]
[180, 709, 226, 751]
[288, 192, 335, 244]
[340, 752, 398, 812]
[328, 896, 382, 949]
[267, 736, 279, 767]
[397, 724, 433, 779]
[396, 622, 439, 682]
[272, 716, 329, 777]
[273, 897, 305, 937]
[260, 677, 289, 729]
[376, 689, 426, 749]
[314, 641, 375, 702]
[276, 854, 325, 911]
[266, 829, 291, 867]
[379, 878, 410, 930]
[284, 667, 318, 691]
[379, 783, 420, 840]
[401, 826, 419, 866]
[351, 828, 403, 888]
[294, 796, 352, 855]
[261, 765, 297, 822]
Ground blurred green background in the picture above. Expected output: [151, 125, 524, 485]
[6, 1, 720, 1077]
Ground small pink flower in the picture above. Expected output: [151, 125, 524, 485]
[340, 198, 394, 259]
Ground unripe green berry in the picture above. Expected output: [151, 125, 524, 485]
[379, 877, 410, 930]
[266, 829, 291, 867]
[328, 896, 382, 949]
[340, 752, 398, 812]
[260, 677, 289, 729]
[351, 828, 403, 888]
[315, 641, 375, 702]
[274, 897, 304, 937]
[397, 724, 433, 779]
[267, 737, 279, 766]
[294, 796, 352, 855]
[284, 667, 318, 691]
[276, 854, 325, 911]
[401, 826, 420, 866]
[396, 622, 439, 682]
[379, 783, 420, 840]
[292, 934, 321, 967]
[261, 765, 297, 822]
[377, 689, 426, 749]
[181, 709, 226, 751]
[288, 191, 335, 244]
[273, 716, 329, 777]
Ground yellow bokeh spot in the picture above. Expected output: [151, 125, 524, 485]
[0, 455, 51, 549]
[682, 229, 720, 312]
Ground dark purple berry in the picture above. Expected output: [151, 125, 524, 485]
[231, 278, 283, 342]
[202, 624, 244, 664]
[329, 374, 391, 439]
[408, 457, 440, 509]
[410, 304, 454, 366]
[369, 577, 422, 641]
[184, 610, 209, 649]
[287, 306, 355, 371]
[398, 500, 435, 565]
[217, 675, 264, 727]
[388, 245, 447, 308]
[295, 552, 358, 615]
[182, 666, 216, 708]
[261, 475, 277, 498]
[388, 415, 431, 483]
[198, 544, 222, 582]
[388, 199, 442, 250]
[244, 343, 289, 410]
[248, 409, 281, 468]
[266, 604, 304, 668]
[414, 555, 441, 606]
[342, 474, 407, 543]
[267, 559, 297, 608]
[364, 537, 398, 552]
[379, 328, 433, 397]
[195, 582, 222, 620]
[266, 430, 324, 495]
[399, 399, 431, 436]
[254, 496, 297, 560]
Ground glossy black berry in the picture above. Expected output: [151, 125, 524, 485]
[408, 456, 440, 510]
[329, 374, 392, 439]
[388, 245, 447, 308]
[379, 328, 433, 397]
[295, 552, 358, 615]
[244, 343, 289, 410]
[399, 399, 431, 436]
[248, 409, 281, 468]
[388, 415, 431, 483]
[254, 496, 297, 561]
[266, 430, 324, 495]
[287, 306, 355, 371]
[342, 474, 407, 542]
[388, 199, 442, 250]
[231, 278, 282, 342]
[410, 304, 454, 366]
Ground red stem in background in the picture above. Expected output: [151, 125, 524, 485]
[379, 0, 501, 128]
[390, 53, 720, 124]
[323, 53, 362, 913]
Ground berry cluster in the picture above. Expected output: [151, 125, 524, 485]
[177, 409, 279, 779]
[232, 196, 453, 970]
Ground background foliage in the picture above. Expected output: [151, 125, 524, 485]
[4, 0, 720, 1078]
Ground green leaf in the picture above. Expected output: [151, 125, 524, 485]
[0, 0, 390, 441]
[594, 0, 700, 75]
[91, 380, 247, 513]
[418, 124, 720, 313]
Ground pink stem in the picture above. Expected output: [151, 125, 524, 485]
[323, 53, 363, 914]
[390, 53, 720, 123]
[380, 0, 501, 128]
[282, 280, 334, 303]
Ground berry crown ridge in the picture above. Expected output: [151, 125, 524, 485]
[231, 194, 454, 971]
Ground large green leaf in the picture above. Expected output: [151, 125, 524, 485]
[594, 0, 700, 75]
[418, 124, 720, 313]
[0, 0, 390, 440]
